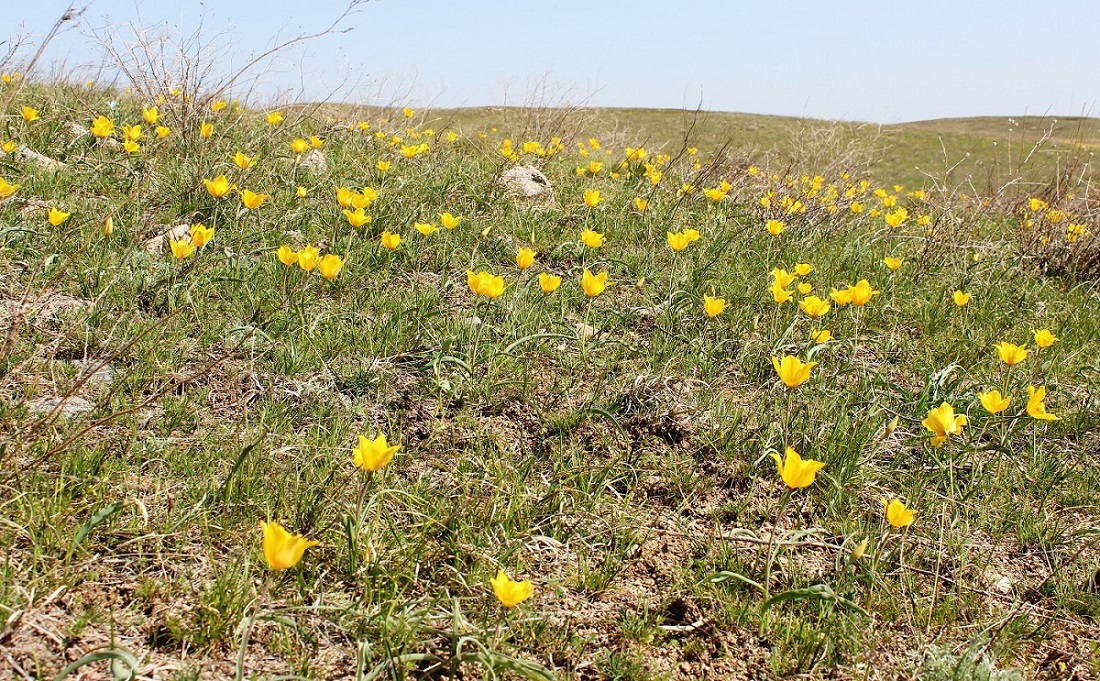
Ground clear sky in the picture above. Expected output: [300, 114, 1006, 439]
[9, 0, 1100, 123]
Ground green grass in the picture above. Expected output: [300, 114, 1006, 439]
[1, 80, 1099, 680]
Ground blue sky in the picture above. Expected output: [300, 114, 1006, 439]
[10, 0, 1100, 123]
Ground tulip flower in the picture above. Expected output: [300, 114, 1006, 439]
[122, 140, 141, 153]
[376, 160, 392, 173]
[170, 239, 195, 259]
[309, 136, 324, 148]
[580, 229, 605, 248]
[847, 280, 879, 306]
[953, 290, 971, 306]
[799, 295, 831, 318]
[414, 222, 437, 235]
[490, 570, 534, 608]
[766, 219, 785, 236]
[261, 521, 318, 570]
[121, 125, 143, 142]
[440, 213, 462, 229]
[1032, 329, 1058, 348]
[1025, 385, 1059, 421]
[266, 111, 284, 125]
[344, 208, 372, 228]
[883, 499, 916, 528]
[770, 268, 797, 289]
[155, 125, 171, 139]
[516, 248, 536, 269]
[467, 270, 506, 299]
[977, 390, 1011, 414]
[276, 245, 298, 266]
[770, 282, 792, 304]
[811, 328, 831, 343]
[794, 263, 814, 276]
[291, 138, 310, 154]
[352, 434, 400, 471]
[538, 273, 562, 293]
[633, 197, 648, 211]
[883, 256, 904, 270]
[830, 287, 853, 306]
[20, 107, 39, 122]
[666, 229, 700, 252]
[103, 217, 114, 236]
[1, 141, 15, 153]
[994, 341, 1027, 366]
[798, 282, 813, 294]
[296, 186, 307, 198]
[90, 115, 114, 138]
[583, 189, 602, 208]
[703, 294, 727, 317]
[190, 224, 214, 247]
[240, 190, 267, 210]
[380, 231, 401, 250]
[211, 100, 227, 112]
[203, 175, 236, 198]
[0, 178, 20, 199]
[297, 246, 320, 271]
[200, 122, 213, 138]
[581, 269, 609, 297]
[769, 447, 825, 489]
[233, 152, 256, 169]
[922, 402, 967, 447]
[48, 208, 71, 226]
[771, 355, 816, 388]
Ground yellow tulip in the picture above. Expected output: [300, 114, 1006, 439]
[771, 268, 796, 289]
[261, 521, 318, 570]
[20, 106, 39, 122]
[297, 245, 321, 271]
[771, 355, 816, 389]
[90, 115, 114, 138]
[122, 140, 141, 154]
[266, 111, 284, 125]
[770, 447, 825, 489]
[538, 273, 562, 293]
[765, 219, 785, 236]
[155, 125, 171, 139]
[170, 239, 195, 259]
[211, 100, 227, 112]
[490, 570, 534, 608]
[1032, 329, 1058, 348]
[799, 295, 831, 318]
[310, 136, 324, 148]
[440, 212, 462, 229]
[847, 280, 879, 306]
[703, 294, 727, 318]
[414, 222, 437, 235]
[1025, 385, 1059, 421]
[993, 341, 1027, 366]
[344, 208, 372, 228]
[581, 269, 609, 297]
[953, 290, 971, 306]
[380, 231, 402, 250]
[467, 270, 506, 299]
[579, 229, 605, 248]
[352, 434, 399, 471]
[233, 152, 256, 169]
[203, 175, 236, 198]
[240, 190, 268, 210]
[200, 122, 213, 138]
[48, 207, 71, 226]
[190, 224, 214, 247]
[798, 282, 813, 294]
[921, 402, 967, 447]
[583, 189, 602, 207]
[0, 178, 20, 199]
[633, 196, 648, 211]
[516, 248, 536, 269]
[1, 141, 16, 154]
[276, 245, 298, 266]
[811, 328, 832, 343]
[794, 263, 814, 276]
[376, 160, 392, 173]
[122, 124, 143, 142]
[103, 217, 114, 236]
[291, 138, 310, 154]
[770, 282, 792, 304]
[883, 499, 916, 528]
[296, 186, 307, 198]
[883, 256, 904, 271]
[977, 389, 1011, 414]
[884, 208, 908, 227]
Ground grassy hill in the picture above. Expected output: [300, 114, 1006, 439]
[310, 103, 1100, 192]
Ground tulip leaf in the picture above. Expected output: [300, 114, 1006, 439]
[710, 570, 765, 593]
[760, 583, 870, 617]
[73, 501, 125, 547]
[219, 430, 268, 503]
[501, 332, 573, 356]
[53, 647, 139, 681]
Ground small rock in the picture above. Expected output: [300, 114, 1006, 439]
[497, 165, 552, 199]
[144, 224, 191, 253]
[15, 145, 68, 171]
[28, 395, 95, 417]
[66, 122, 89, 139]
[72, 360, 116, 388]
[300, 149, 327, 175]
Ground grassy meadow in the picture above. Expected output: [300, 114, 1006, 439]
[1, 76, 1100, 680]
